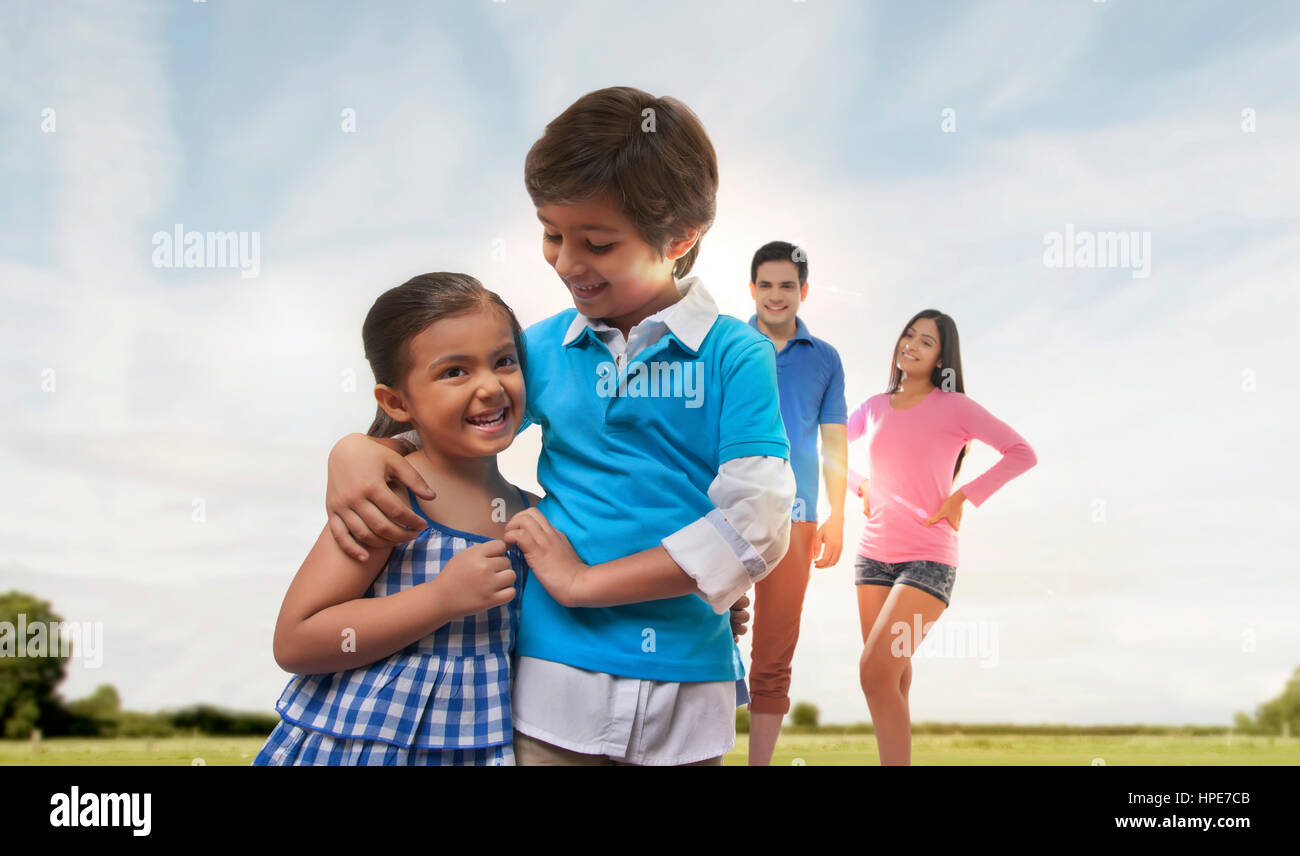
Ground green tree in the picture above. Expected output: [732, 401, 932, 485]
[1249, 667, 1300, 735]
[0, 591, 70, 738]
[790, 701, 819, 728]
[67, 684, 121, 720]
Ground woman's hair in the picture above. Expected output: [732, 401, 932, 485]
[362, 272, 526, 438]
[523, 86, 718, 279]
[887, 309, 968, 479]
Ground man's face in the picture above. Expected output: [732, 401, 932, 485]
[751, 259, 805, 329]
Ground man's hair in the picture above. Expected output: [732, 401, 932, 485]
[524, 86, 718, 278]
[750, 240, 808, 286]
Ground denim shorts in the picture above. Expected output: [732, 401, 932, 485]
[854, 555, 957, 607]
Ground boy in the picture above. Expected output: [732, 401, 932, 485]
[745, 241, 848, 766]
[322, 87, 795, 765]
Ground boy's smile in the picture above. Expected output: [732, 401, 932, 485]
[537, 193, 696, 336]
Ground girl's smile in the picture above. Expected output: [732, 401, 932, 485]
[466, 404, 512, 436]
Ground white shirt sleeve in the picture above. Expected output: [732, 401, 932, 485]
[660, 455, 795, 614]
[394, 429, 421, 449]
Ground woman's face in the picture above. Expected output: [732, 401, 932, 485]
[379, 307, 525, 460]
[895, 316, 942, 381]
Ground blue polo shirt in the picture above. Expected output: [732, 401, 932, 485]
[747, 314, 847, 523]
[512, 306, 790, 681]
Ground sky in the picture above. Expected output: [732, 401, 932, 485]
[1, 0, 1298, 729]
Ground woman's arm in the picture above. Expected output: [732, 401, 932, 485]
[953, 395, 1038, 507]
[844, 400, 870, 497]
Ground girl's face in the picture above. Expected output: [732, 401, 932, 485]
[895, 316, 942, 381]
[378, 307, 524, 459]
[537, 193, 695, 330]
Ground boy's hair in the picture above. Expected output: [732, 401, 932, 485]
[362, 272, 526, 438]
[524, 86, 718, 279]
[750, 240, 808, 286]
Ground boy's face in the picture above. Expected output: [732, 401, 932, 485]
[537, 193, 683, 328]
[750, 259, 806, 329]
[376, 308, 525, 460]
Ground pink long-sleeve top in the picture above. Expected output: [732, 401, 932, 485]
[846, 388, 1037, 567]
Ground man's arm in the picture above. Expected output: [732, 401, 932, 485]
[820, 423, 848, 519]
[814, 422, 848, 568]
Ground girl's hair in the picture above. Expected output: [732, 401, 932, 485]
[523, 86, 718, 279]
[362, 272, 526, 438]
[887, 309, 968, 479]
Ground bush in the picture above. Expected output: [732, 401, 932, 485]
[165, 704, 280, 736]
[790, 702, 819, 728]
[736, 706, 749, 734]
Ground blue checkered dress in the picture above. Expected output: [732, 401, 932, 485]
[253, 487, 528, 766]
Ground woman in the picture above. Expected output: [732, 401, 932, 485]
[846, 310, 1036, 765]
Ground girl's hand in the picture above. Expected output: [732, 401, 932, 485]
[433, 539, 517, 618]
[858, 483, 871, 517]
[503, 508, 588, 607]
[326, 433, 435, 561]
[924, 490, 966, 531]
[729, 594, 751, 641]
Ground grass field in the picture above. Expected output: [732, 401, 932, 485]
[3, 733, 1298, 765]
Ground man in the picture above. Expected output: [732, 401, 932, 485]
[744, 241, 848, 765]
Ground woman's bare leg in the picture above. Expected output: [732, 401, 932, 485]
[858, 584, 946, 765]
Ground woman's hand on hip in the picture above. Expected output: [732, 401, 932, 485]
[923, 490, 966, 531]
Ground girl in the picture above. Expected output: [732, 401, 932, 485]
[253, 272, 535, 766]
[846, 310, 1036, 766]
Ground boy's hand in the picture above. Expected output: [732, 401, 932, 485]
[433, 539, 517, 617]
[729, 594, 750, 641]
[813, 511, 844, 569]
[924, 490, 966, 531]
[502, 508, 587, 608]
[326, 433, 435, 562]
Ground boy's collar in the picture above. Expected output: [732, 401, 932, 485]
[563, 275, 717, 355]
[747, 313, 812, 344]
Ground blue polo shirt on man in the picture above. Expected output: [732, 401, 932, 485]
[511, 307, 790, 681]
[747, 314, 847, 523]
